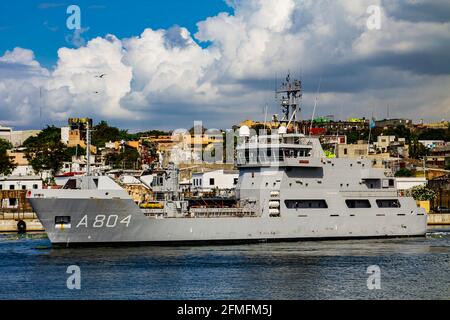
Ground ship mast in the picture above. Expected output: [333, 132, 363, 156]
[276, 73, 303, 133]
[86, 121, 91, 176]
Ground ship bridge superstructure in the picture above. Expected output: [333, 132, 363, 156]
[237, 133, 324, 168]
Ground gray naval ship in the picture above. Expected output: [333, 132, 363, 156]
[28, 76, 427, 247]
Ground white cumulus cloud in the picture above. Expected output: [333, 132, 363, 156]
[0, 0, 449, 130]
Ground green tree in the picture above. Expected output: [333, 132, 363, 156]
[141, 140, 157, 158]
[105, 145, 140, 169]
[418, 129, 450, 141]
[91, 121, 122, 148]
[0, 139, 16, 175]
[23, 125, 61, 147]
[23, 126, 69, 177]
[379, 125, 412, 144]
[135, 130, 170, 138]
[83, 121, 138, 148]
[395, 168, 413, 177]
[66, 145, 86, 158]
[346, 130, 368, 144]
[411, 185, 436, 201]
[409, 137, 429, 159]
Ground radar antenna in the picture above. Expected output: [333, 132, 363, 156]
[276, 73, 303, 132]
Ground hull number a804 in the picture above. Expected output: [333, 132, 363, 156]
[76, 215, 132, 228]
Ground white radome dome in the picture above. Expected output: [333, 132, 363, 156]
[239, 125, 250, 137]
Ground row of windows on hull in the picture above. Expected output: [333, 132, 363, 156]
[284, 199, 401, 209]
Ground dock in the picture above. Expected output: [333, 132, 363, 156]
[1, 189, 44, 232]
[427, 213, 450, 225]
[0, 212, 44, 232]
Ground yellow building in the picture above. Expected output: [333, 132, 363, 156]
[106, 141, 140, 151]
[140, 135, 181, 153]
[67, 129, 97, 154]
[422, 121, 449, 129]
[336, 142, 369, 158]
[6, 151, 29, 166]
[182, 133, 223, 148]
[239, 119, 281, 130]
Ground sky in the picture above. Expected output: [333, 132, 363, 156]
[0, 0, 449, 131]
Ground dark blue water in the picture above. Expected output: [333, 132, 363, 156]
[0, 228, 449, 300]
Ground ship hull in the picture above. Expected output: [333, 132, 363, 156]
[30, 197, 427, 247]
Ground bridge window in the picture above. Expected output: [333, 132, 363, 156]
[376, 199, 401, 208]
[285, 200, 328, 209]
[63, 179, 77, 189]
[346, 199, 371, 208]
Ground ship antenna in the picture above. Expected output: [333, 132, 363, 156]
[86, 121, 91, 176]
[334, 104, 343, 156]
[309, 78, 322, 137]
[264, 104, 268, 131]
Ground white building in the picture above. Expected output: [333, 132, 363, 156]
[0, 175, 42, 191]
[0, 125, 41, 147]
[374, 135, 396, 153]
[0, 125, 12, 142]
[395, 177, 427, 191]
[61, 127, 70, 144]
[419, 140, 446, 149]
[60, 156, 110, 175]
[191, 170, 239, 192]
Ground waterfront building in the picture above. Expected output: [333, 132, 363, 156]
[419, 140, 446, 149]
[416, 120, 450, 130]
[299, 119, 369, 135]
[335, 141, 369, 158]
[375, 118, 413, 128]
[320, 135, 347, 146]
[428, 174, 450, 211]
[0, 175, 42, 209]
[428, 146, 450, 168]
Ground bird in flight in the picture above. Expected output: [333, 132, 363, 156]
[95, 74, 107, 78]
